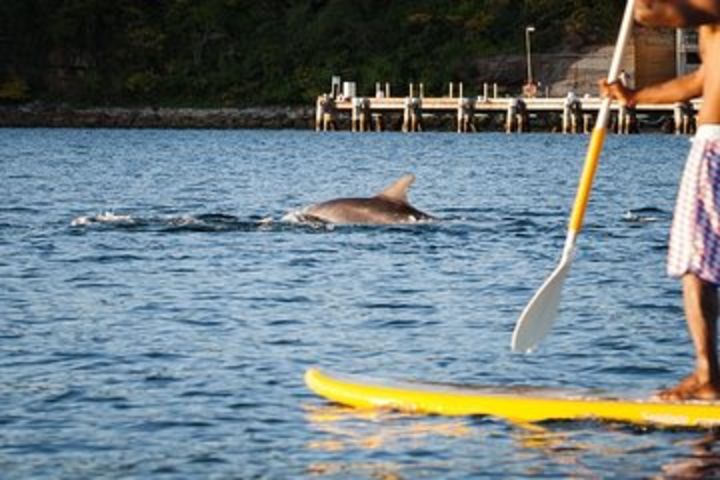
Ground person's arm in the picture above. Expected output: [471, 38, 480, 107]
[599, 66, 704, 105]
[635, 0, 720, 27]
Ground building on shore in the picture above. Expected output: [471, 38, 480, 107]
[542, 27, 699, 96]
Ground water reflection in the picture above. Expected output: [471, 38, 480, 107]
[305, 405, 472, 451]
[306, 404, 720, 479]
[304, 405, 472, 477]
[656, 432, 720, 479]
[514, 423, 720, 479]
[306, 462, 405, 479]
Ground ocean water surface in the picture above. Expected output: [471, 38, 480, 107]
[2, 128, 719, 478]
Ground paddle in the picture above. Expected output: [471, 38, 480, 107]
[511, 0, 636, 353]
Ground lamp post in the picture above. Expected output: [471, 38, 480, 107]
[525, 26, 535, 84]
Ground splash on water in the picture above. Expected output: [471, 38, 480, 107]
[70, 210, 323, 232]
[71, 211, 135, 226]
[622, 207, 666, 223]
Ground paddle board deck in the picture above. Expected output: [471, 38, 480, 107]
[305, 368, 720, 428]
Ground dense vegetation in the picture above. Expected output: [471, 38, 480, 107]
[0, 0, 624, 106]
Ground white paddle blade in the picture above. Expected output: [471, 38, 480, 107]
[511, 256, 573, 353]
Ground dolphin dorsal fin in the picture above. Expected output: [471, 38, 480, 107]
[376, 174, 415, 204]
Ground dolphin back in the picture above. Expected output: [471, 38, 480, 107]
[296, 174, 435, 225]
[304, 197, 433, 225]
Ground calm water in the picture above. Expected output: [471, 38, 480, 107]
[2, 128, 719, 478]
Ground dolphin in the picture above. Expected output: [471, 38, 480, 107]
[294, 174, 435, 225]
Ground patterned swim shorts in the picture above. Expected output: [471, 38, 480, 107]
[667, 125, 720, 284]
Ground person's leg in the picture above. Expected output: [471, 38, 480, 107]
[684, 274, 720, 387]
[659, 273, 720, 400]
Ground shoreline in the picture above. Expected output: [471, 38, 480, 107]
[0, 104, 316, 129]
[0, 103, 676, 133]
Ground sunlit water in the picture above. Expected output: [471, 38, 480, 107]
[3, 128, 720, 478]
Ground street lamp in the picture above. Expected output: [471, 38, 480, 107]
[525, 26, 536, 84]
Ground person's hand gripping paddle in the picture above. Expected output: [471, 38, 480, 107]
[511, 0, 636, 353]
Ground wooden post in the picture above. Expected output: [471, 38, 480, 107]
[517, 98, 527, 133]
[315, 97, 322, 132]
[459, 82, 464, 99]
[617, 105, 636, 134]
[409, 83, 414, 98]
[493, 83, 498, 98]
[351, 97, 358, 132]
[506, 98, 528, 133]
[351, 97, 370, 132]
[449, 82, 454, 98]
[467, 102, 476, 132]
[361, 98, 370, 132]
[617, 105, 626, 134]
[674, 103, 683, 135]
[570, 99, 581, 134]
[457, 97, 475, 133]
[457, 98, 463, 134]
[373, 112, 384, 132]
[403, 97, 422, 133]
[505, 99, 515, 134]
[316, 94, 336, 132]
[403, 97, 410, 133]
[679, 101, 695, 135]
[385, 82, 391, 98]
[628, 107, 638, 134]
[562, 102, 570, 134]
[582, 109, 592, 134]
[483, 83, 488, 101]
[413, 98, 422, 132]
[315, 96, 323, 132]
[420, 83, 424, 98]
[372, 88, 385, 130]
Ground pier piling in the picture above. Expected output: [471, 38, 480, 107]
[506, 98, 528, 133]
[457, 97, 476, 133]
[674, 101, 696, 135]
[351, 97, 370, 132]
[315, 94, 337, 132]
[402, 96, 423, 132]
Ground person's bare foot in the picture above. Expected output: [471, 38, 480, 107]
[656, 374, 720, 401]
[657, 373, 699, 399]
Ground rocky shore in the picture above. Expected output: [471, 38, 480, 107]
[0, 101, 675, 133]
[0, 104, 316, 129]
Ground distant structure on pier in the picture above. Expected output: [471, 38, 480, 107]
[543, 27, 699, 95]
[675, 29, 700, 77]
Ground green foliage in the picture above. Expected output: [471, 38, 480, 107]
[0, 77, 30, 102]
[125, 72, 159, 98]
[0, 0, 625, 106]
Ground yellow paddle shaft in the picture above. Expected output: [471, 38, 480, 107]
[568, 125, 607, 234]
[567, 0, 634, 234]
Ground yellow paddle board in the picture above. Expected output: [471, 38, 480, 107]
[305, 368, 720, 428]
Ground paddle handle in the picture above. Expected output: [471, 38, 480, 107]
[568, 0, 635, 234]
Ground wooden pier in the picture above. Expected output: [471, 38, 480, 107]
[316, 86, 701, 134]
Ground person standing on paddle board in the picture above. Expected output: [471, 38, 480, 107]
[601, 0, 720, 400]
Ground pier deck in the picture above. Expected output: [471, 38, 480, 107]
[316, 95, 702, 134]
